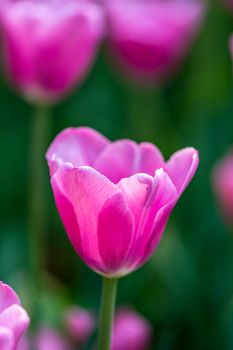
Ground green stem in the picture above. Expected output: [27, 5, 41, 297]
[28, 104, 52, 326]
[97, 277, 118, 350]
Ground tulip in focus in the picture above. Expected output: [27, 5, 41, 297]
[0, 0, 104, 104]
[212, 149, 233, 226]
[65, 307, 95, 344]
[105, 0, 204, 84]
[112, 308, 152, 350]
[46, 127, 199, 278]
[0, 281, 30, 350]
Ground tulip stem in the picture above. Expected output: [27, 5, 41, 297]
[28, 104, 52, 326]
[97, 277, 118, 350]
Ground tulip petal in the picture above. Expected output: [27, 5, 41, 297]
[0, 327, 13, 350]
[34, 2, 104, 99]
[94, 140, 164, 184]
[0, 282, 20, 314]
[50, 175, 84, 259]
[98, 193, 134, 273]
[0, 305, 30, 347]
[46, 127, 110, 176]
[118, 169, 177, 269]
[165, 147, 199, 196]
[52, 165, 133, 275]
[0, 0, 104, 103]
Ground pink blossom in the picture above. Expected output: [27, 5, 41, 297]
[0, 0, 104, 104]
[226, 0, 233, 11]
[112, 308, 152, 350]
[17, 336, 30, 350]
[34, 327, 71, 350]
[46, 127, 199, 278]
[105, 0, 204, 84]
[0, 282, 30, 350]
[212, 149, 233, 226]
[65, 307, 95, 344]
[229, 35, 233, 60]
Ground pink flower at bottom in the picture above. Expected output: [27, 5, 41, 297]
[65, 307, 95, 344]
[34, 327, 72, 350]
[212, 149, 233, 226]
[112, 308, 152, 350]
[17, 336, 30, 350]
[46, 127, 199, 278]
[0, 282, 30, 350]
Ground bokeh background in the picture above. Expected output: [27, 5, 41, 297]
[1, 0, 233, 349]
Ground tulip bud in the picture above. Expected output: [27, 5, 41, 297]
[0, 0, 105, 104]
[105, 0, 204, 85]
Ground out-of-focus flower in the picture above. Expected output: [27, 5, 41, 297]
[112, 308, 152, 350]
[0, 0, 104, 104]
[46, 127, 199, 278]
[0, 282, 30, 350]
[212, 149, 233, 226]
[65, 307, 95, 344]
[105, 0, 205, 84]
[229, 35, 233, 62]
[17, 336, 30, 350]
[34, 327, 72, 350]
[226, 0, 233, 11]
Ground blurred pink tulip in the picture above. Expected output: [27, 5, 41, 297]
[226, 0, 233, 11]
[105, 0, 204, 84]
[34, 327, 71, 350]
[65, 307, 95, 344]
[112, 308, 152, 350]
[0, 0, 104, 104]
[0, 282, 30, 350]
[212, 149, 233, 226]
[229, 35, 233, 61]
[46, 127, 199, 278]
[17, 336, 30, 350]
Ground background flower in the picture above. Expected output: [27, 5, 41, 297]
[112, 308, 152, 350]
[65, 307, 95, 344]
[0, 0, 105, 104]
[105, 0, 204, 84]
[0, 282, 30, 350]
[212, 149, 233, 227]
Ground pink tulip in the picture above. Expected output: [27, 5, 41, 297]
[0, 282, 30, 350]
[226, 0, 233, 11]
[105, 0, 204, 84]
[46, 127, 199, 277]
[34, 327, 71, 350]
[212, 149, 233, 226]
[229, 35, 233, 61]
[0, 0, 104, 104]
[112, 308, 152, 350]
[65, 307, 95, 344]
[17, 336, 30, 350]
